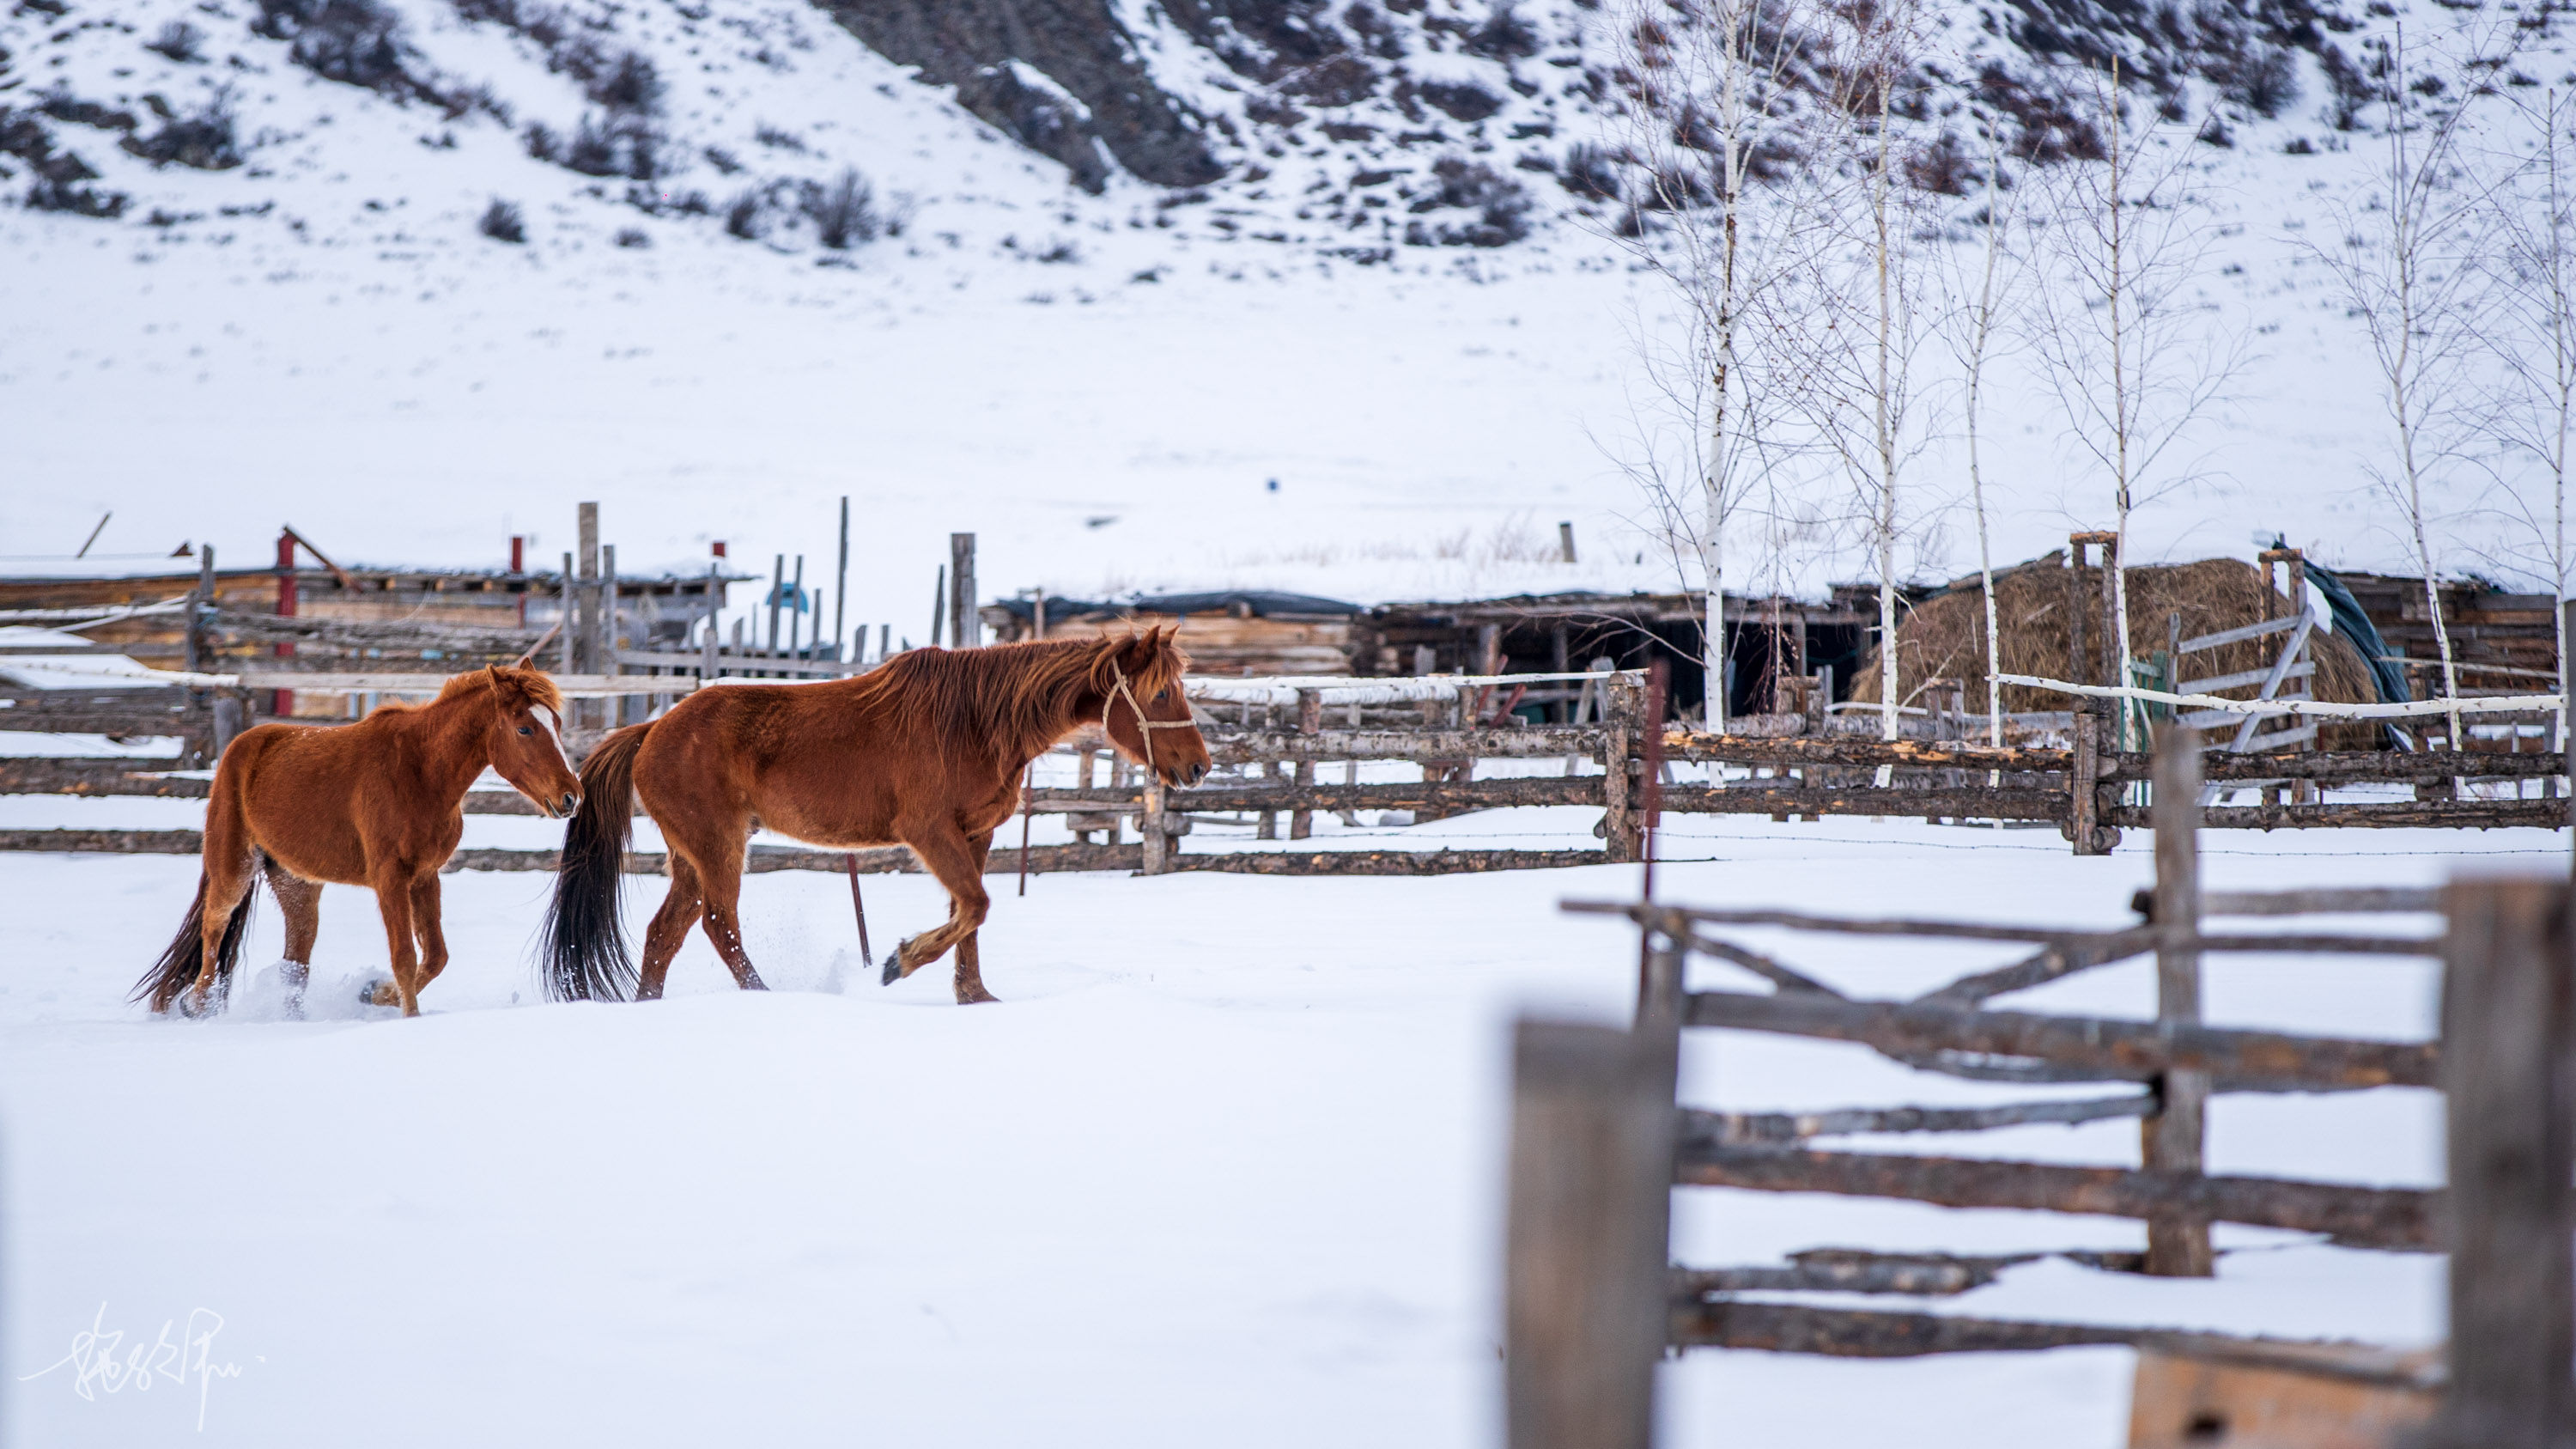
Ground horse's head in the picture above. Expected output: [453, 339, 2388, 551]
[483, 666, 583, 819]
[1096, 628, 1209, 788]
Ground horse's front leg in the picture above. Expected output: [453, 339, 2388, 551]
[408, 872, 450, 990]
[371, 864, 426, 1017]
[887, 825, 995, 1001]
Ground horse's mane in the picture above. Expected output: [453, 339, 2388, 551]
[384, 665, 566, 717]
[848, 632, 1189, 764]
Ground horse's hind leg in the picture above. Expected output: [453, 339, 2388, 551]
[636, 853, 706, 1002]
[268, 865, 321, 1018]
[951, 831, 999, 1006]
[690, 849, 769, 995]
[186, 841, 258, 1018]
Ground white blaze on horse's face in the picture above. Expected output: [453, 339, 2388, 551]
[532, 704, 569, 769]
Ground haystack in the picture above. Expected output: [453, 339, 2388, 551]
[1845, 557, 2382, 748]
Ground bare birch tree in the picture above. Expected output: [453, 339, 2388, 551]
[2481, 87, 2573, 758]
[1940, 125, 2026, 749]
[1763, 0, 1938, 755]
[1605, 0, 1826, 726]
[2308, 22, 2512, 752]
[2026, 64, 2243, 747]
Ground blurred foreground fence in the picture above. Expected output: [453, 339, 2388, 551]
[1508, 727, 2573, 1448]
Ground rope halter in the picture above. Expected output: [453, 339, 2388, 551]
[1102, 661, 1197, 771]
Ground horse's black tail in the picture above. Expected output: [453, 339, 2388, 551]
[540, 720, 651, 1002]
[133, 858, 261, 1014]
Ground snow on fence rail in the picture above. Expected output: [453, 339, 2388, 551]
[1507, 731, 2574, 1446]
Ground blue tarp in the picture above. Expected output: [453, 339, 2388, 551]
[2306, 565, 2408, 704]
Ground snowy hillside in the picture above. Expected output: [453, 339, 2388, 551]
[3, 0, 2572, 623]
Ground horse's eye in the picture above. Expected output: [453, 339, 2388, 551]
[1152, 689, 1169, 704]
[518, 726, 533, 736]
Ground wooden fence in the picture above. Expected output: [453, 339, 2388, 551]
[3, 656, 2567, 873]
[1506, 727, 2572, 1448]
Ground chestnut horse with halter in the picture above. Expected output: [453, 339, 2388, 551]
[541, 630, 1210, 1006]
[135, 665, 583, 1019]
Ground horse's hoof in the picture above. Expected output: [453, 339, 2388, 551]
[956, 987, 1001, 1006]
[881, 954, 902, 987]
[363, 979, 400, 1008]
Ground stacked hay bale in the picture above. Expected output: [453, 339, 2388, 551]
[1846, 557, 2382, 749]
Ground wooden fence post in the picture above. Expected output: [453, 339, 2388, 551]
[2144, 724, 2213, 1275]
[1604, 677, 1640, 862]
[602, 543, 621, 727]
[1505, 1020, 1674, 1449]
[2431, 875, 2576, 1449]
[950, 533, 978, 648]
[1140, 776, 1170, 875]
[271, 529, 298, 720]
[1291, 688, 1321, 840]
[2069, 710, 2105, 855]
[186, 544, 214, 675]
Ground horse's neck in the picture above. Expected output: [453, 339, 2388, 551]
[1032, 686, 1112, 765]
[399, 691, 492, 799]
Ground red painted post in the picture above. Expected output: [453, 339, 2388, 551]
[511, 535, 526, 626]
[273, 530, 297, 717]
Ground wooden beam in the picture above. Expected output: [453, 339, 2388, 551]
[1912, 932, 2160, 1008]
[1682, 989, 2439, 1090]
[2115, 800, 2571, 830]
[1571, 902, 2433, 955]
[1659, 734, 2073, 771]
[1674, 1144, 2440, 1249]
[2202, 886, 2441, 916]
[1669, 1302, 2442, 1390]
[1201, 725, 1610, 762]
[1679, 1095, 2156, 1146]
[0, 760, 210, 798]
[2105, 750, 2567, 783]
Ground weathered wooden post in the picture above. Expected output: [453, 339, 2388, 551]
[601, 544, 621, 727]
[559, 553, 577, 679]
[2429, 874, 2576, 1449]
[1504, 1020, 1674, 1449]
[2069, 710, 2105, 855]
[575, 503, 601, 727]
[949, 533, 977, 648]
[271, 529, 298, 719]
[186, 544, 215, 675]
[2144, 724, 2213, 1275]
[1603, 676, 1640, 863]
[1290, 688, 1321, 841]
[1139, 776, 1171, 875]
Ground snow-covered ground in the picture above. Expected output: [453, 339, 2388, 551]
[1, 803, 2544, 1447]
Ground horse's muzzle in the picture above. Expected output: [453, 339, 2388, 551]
[1175, 762, 1210, 788]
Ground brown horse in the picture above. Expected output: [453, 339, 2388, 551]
[540, 630, 1209, 1006]
[135, 665, 584, 1019]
